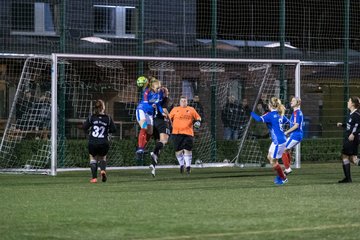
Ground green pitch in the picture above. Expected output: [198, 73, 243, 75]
[1, 163, 360, 240]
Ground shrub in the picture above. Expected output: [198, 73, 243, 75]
[11, 138, 345, 167]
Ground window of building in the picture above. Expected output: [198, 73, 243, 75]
[94, 5, 137, 39]
[11, 2, 58, 36]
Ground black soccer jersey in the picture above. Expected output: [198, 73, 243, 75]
[155, 96, 171, 119]
[83, 114, 116, 144]
[344, 110, 360, 138]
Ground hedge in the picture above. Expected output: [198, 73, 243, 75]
[11, 138, 345, 168]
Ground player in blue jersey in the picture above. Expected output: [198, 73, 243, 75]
[251, 97, 288, 185]
[281, 97, 304, 175]
[83, 100, 116, 183]
[135, 77, 165, 159]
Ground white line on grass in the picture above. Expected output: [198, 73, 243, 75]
[133, 223, 360, 240]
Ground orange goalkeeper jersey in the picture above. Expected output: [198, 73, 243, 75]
[169, 106, 201, 136]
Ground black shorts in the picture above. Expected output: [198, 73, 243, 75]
[153, 117, 170, 140]
[342, 139, 359, 156]
[172, 134, 194, 151]
[88, 142, 110, 157]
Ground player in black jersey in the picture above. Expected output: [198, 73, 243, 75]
[336, 96, 360, 183]
[83, 100, 116, 183]
[149, 86, 172, 177]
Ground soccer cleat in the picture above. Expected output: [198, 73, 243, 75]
[136, 148, 144, 154]
[274, 177, 288, 185]
[149, 164, 156, 177]
[284, 168, 293, 176]
[150, 152, 158, 165]
[101, 170, 107, 182]
[338, 178, 352, 183]
[180, 165, 184, 174]
[274, 175, 282, 184]
[90, 178, 97, 183]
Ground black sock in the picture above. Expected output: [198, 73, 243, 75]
[99, 160, 106, 171]
[154, 142, 164, 156]
[344, 163, 351, 181]
[90, 162, 98, 179]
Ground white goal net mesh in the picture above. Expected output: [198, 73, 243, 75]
[0, 56, 299, 173]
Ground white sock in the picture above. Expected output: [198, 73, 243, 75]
[184, 154, 192, 168]
[176, 152, 184, 166]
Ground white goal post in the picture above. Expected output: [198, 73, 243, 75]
[0, 53, 301, 176]
[50, 53, 301, 176]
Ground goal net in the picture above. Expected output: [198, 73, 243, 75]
[0, 56, 52, 173]
[0, 54, 300, 175]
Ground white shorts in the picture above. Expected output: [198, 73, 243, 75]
[285, 137, 300, 150]
[136, 109, 153, 128]
[268, 142, 286, 159]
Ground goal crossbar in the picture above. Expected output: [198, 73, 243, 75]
[49, 53, 301, 176]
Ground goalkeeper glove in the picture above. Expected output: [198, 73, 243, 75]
[194, 120, 201, 129]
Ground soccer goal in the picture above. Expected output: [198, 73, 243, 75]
[0, 54, 301, 175]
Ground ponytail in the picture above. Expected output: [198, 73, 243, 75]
[269, 97, 285, 116]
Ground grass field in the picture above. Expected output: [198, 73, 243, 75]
[1, 162, 360, 240]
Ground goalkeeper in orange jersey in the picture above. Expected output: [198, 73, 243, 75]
[169, 96, 202, 174]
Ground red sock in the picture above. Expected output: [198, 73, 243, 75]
[282, 152, 290, 169]
[286, 152, 292, 166]
[138, 129, 147, 149]
[274, 164, 286, 180]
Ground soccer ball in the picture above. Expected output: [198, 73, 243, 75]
[137, 76, 148, 87]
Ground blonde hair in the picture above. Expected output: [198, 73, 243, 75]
[149, 77, 160, 90]
[292, 97, 301, 107]
[94, 99, 105, 114]
[269, 97, 285, 116]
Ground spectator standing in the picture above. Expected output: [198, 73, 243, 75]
[222, 95, 240, 140]
[189, 95, 205, 123]
[238, 98, 251, 137]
